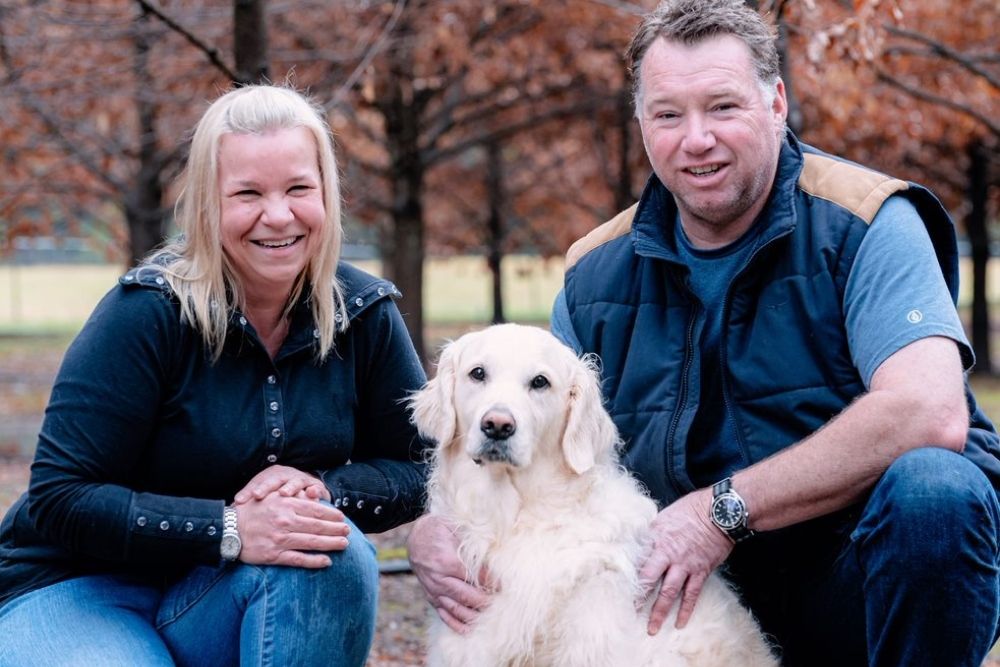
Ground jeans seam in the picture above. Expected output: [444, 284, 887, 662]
[155, 566, 230, 630]
[253, 564, 272, 667]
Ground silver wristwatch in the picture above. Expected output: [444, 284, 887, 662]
[220, 505, 242, 561]
[710, 478, 755, 543]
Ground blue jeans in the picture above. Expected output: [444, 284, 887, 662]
[725, 447, 1000, 666]
[0, 518, 379, 666]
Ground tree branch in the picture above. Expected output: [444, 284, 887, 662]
[876, 68, 1000, 138]
[326, 0, 408, 109]
[884, 24, 1000, 90]
[424, 95, 614, 166]
[134, 0, 237, 81]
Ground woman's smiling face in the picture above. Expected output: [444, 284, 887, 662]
[217, 126, 325, 303]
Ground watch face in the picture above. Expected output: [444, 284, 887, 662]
[712, 493, 746, 530]
[221, 533, 242, 560]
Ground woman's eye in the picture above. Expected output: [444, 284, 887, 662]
[469, 366, 486, 382]
[530, 375, 550, 390]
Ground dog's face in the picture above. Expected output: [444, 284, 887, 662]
[410, 324, 619, 475]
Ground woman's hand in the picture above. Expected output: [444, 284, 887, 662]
[233, 464, 330, 504]
[235, 495, 350, 568]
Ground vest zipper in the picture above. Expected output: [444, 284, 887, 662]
[665, 291, 699, 496]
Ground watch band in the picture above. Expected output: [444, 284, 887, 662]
[711, 477, 755, 543]
[221, 505, 242, 561]
[223, 506, 238, 532]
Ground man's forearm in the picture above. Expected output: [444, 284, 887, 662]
[732, 336, 968, 532]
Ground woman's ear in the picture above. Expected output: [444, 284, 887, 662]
[409, 340, 460, 449]
[561, 354, 618, 475]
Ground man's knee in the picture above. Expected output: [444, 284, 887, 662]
[857, 447, 999, 563]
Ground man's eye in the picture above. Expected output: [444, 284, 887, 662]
[530, 375, 550, 390]
[469, 366, 486, 382]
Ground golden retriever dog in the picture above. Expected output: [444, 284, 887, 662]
[410, 324, 777, 667]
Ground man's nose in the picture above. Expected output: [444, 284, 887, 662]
[681, 115, 717, 154]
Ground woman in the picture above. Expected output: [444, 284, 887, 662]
[0, 85, 428, 666]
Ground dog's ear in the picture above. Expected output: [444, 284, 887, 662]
[409, 340, 460, 448]
[562, 354, 619, 475]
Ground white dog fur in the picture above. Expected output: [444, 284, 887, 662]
[410, 324, 777, 667]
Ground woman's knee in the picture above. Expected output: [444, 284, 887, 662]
[252, 515, 379, 609]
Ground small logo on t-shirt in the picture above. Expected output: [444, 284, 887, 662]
[906, 309, 923, 324]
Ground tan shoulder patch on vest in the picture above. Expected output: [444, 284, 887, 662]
[565, 203, 638, 270]
[799, 153, 910, 224]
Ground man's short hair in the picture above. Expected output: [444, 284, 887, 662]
[626, 0, 780, 107]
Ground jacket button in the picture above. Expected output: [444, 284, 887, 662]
[207, 526, 217, 536]
[266, 454, 277, 463]
[373, 506, 382, 515]
[159, 521, 170, 530]
[355, 297, 364, 307]
[136, 516, 148, 527]
[184, 522, 194, 532]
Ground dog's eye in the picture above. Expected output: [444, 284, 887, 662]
[529, 374, 550, 390]
[469, 366, 486, 382]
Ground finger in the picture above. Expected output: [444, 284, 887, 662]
[443, 577, 492, 611]
[252, 480, 284, 500]
[675, 572, 708, 629]
[637, 553, 669, 595]
[290, 516, 352, 537]
[437, 594, 480, 628]
[276, 532, 350, 552]
[269, 550, 334, 569]
[305, 483, 330, 501]
[436, 605, 471, 635]
[293, 498, 346, 522]
[648, 568, 685, 635]
[279, 478, 310, 497]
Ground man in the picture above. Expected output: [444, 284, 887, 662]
[409, 1, 1000, 664]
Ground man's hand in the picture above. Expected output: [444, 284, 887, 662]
[638, 489, 734, 634]
[236, 495, 350, 568]
[233, 464, 330, 504]
[407, 514, 492, 634]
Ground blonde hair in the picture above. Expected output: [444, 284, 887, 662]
[147, 84, 347, 361]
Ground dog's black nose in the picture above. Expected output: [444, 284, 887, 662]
[481, 408, 516, 440]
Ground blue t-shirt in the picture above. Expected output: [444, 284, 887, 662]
[551, 195, 971, 484]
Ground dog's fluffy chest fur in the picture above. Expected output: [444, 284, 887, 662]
[411, 324, 778, 667]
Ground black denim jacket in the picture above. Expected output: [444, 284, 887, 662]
[0, 262, 428, 606]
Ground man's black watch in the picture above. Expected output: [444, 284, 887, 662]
[710, 477, 755, 543]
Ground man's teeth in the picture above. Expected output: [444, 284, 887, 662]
[255, 237, 297, 248]
[689, 165, 720, 175]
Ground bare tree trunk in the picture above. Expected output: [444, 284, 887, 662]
[127, 7, 165, 264]
[486, 142, 505, 324]
[382, 74, 427, 360]
[615, 90, 634, 211]
[234, 0, 269, 85]
[968, 140, 992, 375]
